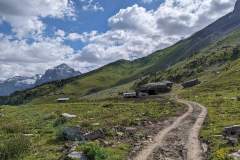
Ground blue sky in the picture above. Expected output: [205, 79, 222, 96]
[0, 0, 164, 50]
[0, 0, 237, 80]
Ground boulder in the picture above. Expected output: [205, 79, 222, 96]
[223, 125, 240, 138]
[227, 137, 239, 146]
[223, 125, 240, 146]
[68, 151, 88, 160]
[229, 150, 240, 160]
[182, 79, 201, 88]
[61, 113, 77, 119]
[62, 127, 85, 141]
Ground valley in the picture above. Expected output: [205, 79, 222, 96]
[1, 0, 240, 160]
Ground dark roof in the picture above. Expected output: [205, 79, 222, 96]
[140, 82, 168, 90]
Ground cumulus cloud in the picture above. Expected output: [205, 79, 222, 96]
[155, 0, 236, 37]
[0, 0, 75, 37]
[0, 35, 75, 79]
[75, 0, 236, 66]
[0, 0, 237, 80]
[55, 29, 66, 38]
[108, 5, 157, 35]
[67, 31, 98, 42]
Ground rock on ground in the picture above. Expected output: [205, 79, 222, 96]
[68, 151, 88, 160]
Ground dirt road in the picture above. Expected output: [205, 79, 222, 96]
[133, 99, 208, 160]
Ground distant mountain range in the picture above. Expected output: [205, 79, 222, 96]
[0, 64, 81, 96]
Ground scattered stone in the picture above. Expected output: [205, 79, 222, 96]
[227, 137, 239, 146]
[62, 127, 85, 141]
[231, 97, 237, 100]
[84, 129, 105, 140]
[61, 113, 77, 119]
[91, 123, 100, 126]
[24, 134, 34, 137]
[70, 141, 80, 152]
[201, 143, 208, 153]
[229, 150, 240, 160]
[143, 121, 153, 126]
[116, 132, 124, 137]
[101, 140, 111, 147]
[125, 127, 137, 134]
[68, 151, 88, 160]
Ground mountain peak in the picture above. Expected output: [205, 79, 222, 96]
[234, 0, 240, 14]
[54, 63, 71, 70]
[36, 64, 81, 85]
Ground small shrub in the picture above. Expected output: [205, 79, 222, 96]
[215, 93, 222, 97]
[81, 121, 90, 128]
[78, 142, 107, 160]
[55, 127, 65, 141]
[101, 103, 113, 108]
[0, 135, 31, 160]
[43, 113, 56, 120]
[53, 116, 67, 127]
[2, 123, 27, 134]
[236, 96, 240, 101]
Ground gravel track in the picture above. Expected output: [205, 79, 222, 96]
[133, 99, 207, 160]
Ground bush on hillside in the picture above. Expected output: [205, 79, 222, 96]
[0, 135, 31, 160]
[78, 142, 107, 160]
[53, 116, 67, 127]
[2, 123, 27, 134]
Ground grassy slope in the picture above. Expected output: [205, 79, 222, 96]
[180, 60, 240, 160]
[141, 28, 240, 159]
[0, 98, 184, 160]
[1, 20, 229, 105]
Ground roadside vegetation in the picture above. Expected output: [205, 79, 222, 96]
[134, 28, 240, 159]
[180, 60, 240, 160]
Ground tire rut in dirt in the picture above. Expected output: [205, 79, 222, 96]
[148, 105, 202, 160]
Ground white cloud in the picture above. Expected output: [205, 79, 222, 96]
[0, 36, 76, 79]
[0, 0, 237, 80]
[55, 29, 66, 38]
[80, 0, 104, 12]
[108, 5, 157, 35]
[67, 31, 98, 42]
[75, 0, 236, 66]
[0, 0, 75, 37]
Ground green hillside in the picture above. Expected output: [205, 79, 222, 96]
[142, 28, 240, 84]
[1, 5, 240, 160]
[1, 20, 238, 105]
[180, 59, 240, 160]
[140, 28, 240, 159]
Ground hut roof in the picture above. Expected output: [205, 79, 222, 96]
[57, 98, 70, 101]
[141, 82, 168, 89]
